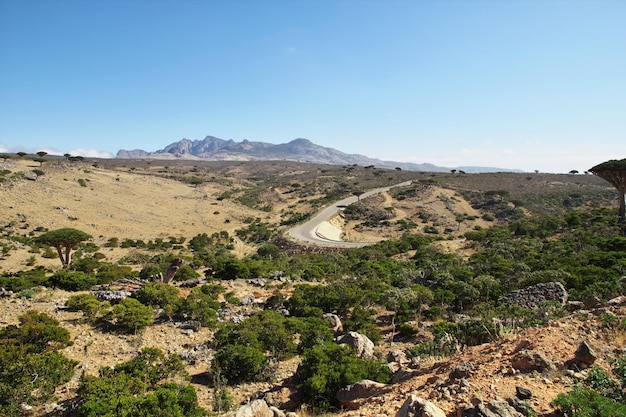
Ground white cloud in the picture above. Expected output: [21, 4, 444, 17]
[68, 148, 114, 158]
[286, 46, 297, 54]
[0, 144, 7, 153]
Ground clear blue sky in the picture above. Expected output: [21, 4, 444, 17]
[1, 0, 624, 172]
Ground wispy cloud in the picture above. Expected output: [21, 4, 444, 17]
[286, 46, 297, 54]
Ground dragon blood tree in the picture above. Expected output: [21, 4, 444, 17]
[590, 158, 626, 231]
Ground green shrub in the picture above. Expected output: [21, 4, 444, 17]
[179, 285, 221, 328]
[76, 348, 203, 417]
[111, 298, 154, 333]
[212, 344, 268, 383]
[173, 264, 199, 281]
[298, 342, 391, 410]
[552, 355, 626, 416]
[49, 270, 98, 291]
[65, 293, 109, 321]
[0, 267, 49, 291]
[134, 282, 182, 319]
[552, 385, 626, 417]
[0, 311, 77, 415]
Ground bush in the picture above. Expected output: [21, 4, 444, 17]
[0, 267, 49, 291]
[551, 385, 626, 417]
[297, 342, 391, 411]
[49, 270, 97, 291]
[76, 348, 203, 417]
[179, 285, 221, 328]
[0, 311, 77, 415]
[134, 282, 182, 319]
[65, 293, 109, 321]
[212, 344, 268, 383]
[111, 298, 154, 333]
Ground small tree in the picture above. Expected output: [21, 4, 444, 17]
[35, 228, 92, 267]
[589, 159, 626, 228]
[16, 151, 27, 158]
[36, 151, 48, 158]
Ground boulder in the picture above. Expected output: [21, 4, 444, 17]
[574, 340, 597, 366]
[396, 395, 446, 417]
[248, 278, 266, 287]
[450, 362, 474, 380]
[387, 349, 409, 364]
[515, 386, 532, 400]
[510, 350, 553, 372]
[263, 386, 301, 411]
[336, 379, 391, 409]
[235, 399, 273, 417]
[499, 282, 568, 309]
[240, 294, 256, 305]
[607, 295, 626, 306]
[461, 399, 524, 417]
[336, 331, 375, 359]
[323, 313, 343, 333]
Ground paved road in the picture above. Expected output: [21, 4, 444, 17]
[287, 181, 412, 248]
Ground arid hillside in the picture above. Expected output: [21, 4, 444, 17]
[1, 156, 624, 417]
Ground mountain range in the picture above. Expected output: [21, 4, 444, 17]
[116, 136, 518, 173]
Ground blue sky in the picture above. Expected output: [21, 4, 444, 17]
[1, 0, 624, 173]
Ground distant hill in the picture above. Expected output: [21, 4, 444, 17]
[116, 136, 519, 173]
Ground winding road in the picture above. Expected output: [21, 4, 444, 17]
[287, 181, 412, 248]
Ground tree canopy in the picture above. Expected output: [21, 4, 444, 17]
[35, 228, 92, 267]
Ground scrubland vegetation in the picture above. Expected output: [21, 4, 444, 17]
[0, 156, 625, 416]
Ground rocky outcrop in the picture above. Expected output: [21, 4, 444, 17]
[323, 313, 343, 333]
[93, 290, 130, 303]
[336, 379, 392, 409]
[233, 399, 273, 417]
[396, 395, 446, 417]
[336, 331, 375, 359]
[499, 282, 568, 309]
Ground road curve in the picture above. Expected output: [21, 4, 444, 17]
[287, 181, 412, 248]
